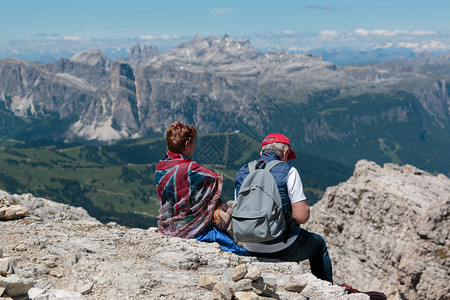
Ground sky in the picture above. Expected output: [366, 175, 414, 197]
[1, 0, 450, 58]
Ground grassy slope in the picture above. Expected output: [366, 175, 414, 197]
[279, 91, 450, 177]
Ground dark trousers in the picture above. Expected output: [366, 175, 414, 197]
[248, 228, 333, 283]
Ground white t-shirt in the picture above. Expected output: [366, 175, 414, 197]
[242, 166, 307, 253]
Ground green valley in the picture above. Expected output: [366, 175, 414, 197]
[0, 133, 352, 228]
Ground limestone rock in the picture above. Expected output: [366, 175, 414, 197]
[232, 264, 247, 282]
[234, 290, 261, 300]
[250, 282, 268, 295]
[245, 265, 261, 280]
[305, 160, 450, 300]
[47, 289, 86, 299]
[73, 282, 93, 295]
[213, 281, 233, 300]
[234, 278, 252, 291]
[0, 274, 33, 297]
[0, 196, 28, 221]
[0, 258, 15, 276]
[284, 281, 306, 293]
[0, 192, 100, 224]
[199, 274, 219, 291]
[0, 197, 9, 207]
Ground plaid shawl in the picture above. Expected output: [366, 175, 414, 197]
[155, 151, 222, 238]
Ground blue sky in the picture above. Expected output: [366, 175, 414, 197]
[1, 0, 450, 57]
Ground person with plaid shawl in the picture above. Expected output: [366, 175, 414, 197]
[156, 122, 246, 255]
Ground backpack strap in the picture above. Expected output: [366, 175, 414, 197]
[265, 160, 284, 171]
[249, 159, 283, 173]
[247, 160, 257, 173]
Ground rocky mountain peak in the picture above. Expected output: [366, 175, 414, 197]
[192, 33, 206, 43]
[161, 34, 260, 66]
[305, 160, 450, 300]
[70, 49, 111, 69]
[128, 44, 160, 63]
[222, 34, 231, 41]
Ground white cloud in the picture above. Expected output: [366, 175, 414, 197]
[411, 30, 437, 36]
[354, 29, 437, 37]
[139, 34, 181, 40]
[30, 34, 83, 41]
[354, 29, 370, 37]
[319, 30, 341, 39]
[283, 30, 295, 35]
[373, 29, 404, 36]
[63, 36, 83, 41]
[210, 8, 234, 16]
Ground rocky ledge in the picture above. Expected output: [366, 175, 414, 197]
[0, 192, 365, 299]
[1, 159, 448, 299]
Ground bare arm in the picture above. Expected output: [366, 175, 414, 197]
[292, 200, 310, 224]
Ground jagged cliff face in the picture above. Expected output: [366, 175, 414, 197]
[305, 160, 450, 300]
[0, 35, 449, 172]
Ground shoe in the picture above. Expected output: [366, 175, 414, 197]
[341, 284, 359, 294]
[341, 284, 387, 300]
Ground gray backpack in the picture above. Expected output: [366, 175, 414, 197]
[232, 160, 288, 243]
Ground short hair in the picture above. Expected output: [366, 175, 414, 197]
[165, 122, 197, 153]
[261, 142, 289, 157]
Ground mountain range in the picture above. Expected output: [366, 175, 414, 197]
[2, 37, 448, 66]
[0, 34, 449, 175]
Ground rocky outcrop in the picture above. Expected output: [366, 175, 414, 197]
[0, 255, 33, 298]
[0, 196, 28, 220]
[128, 44, 160, 67]
[0, 189, 364, 300]
[68, 62, 141, 141]
[70, 50, 112, 70]
[0, 191, 100, 224]
[305, 160, 450, 300]
[412, 79, 450, 128]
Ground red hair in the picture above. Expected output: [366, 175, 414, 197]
[165, 122, 197, 153]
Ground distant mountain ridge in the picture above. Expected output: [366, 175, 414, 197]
[1, 35, 448, 66]
[0, 35, 449, 175]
